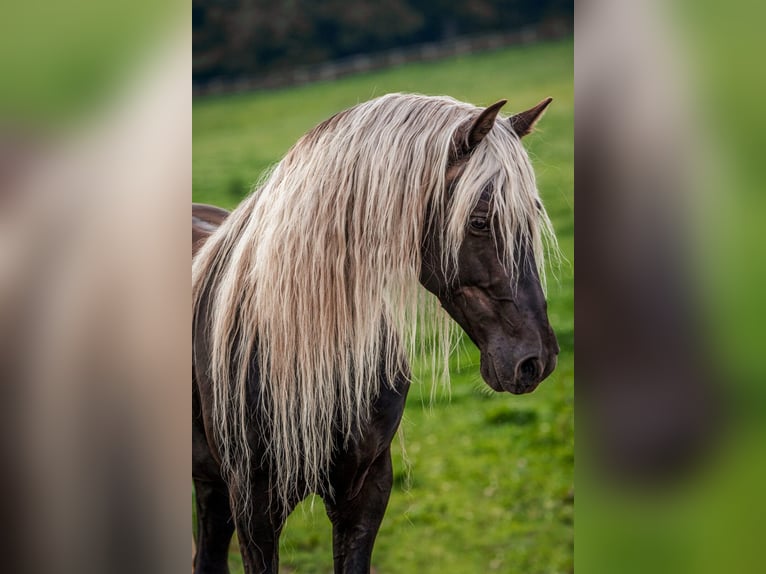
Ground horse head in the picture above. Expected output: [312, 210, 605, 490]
[420, 98, 559, 394]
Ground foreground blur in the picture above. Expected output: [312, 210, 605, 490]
[0, 5, 189, 572]
[577, 0, 766, 572]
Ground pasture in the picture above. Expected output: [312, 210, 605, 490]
[193, 37, 573, 574]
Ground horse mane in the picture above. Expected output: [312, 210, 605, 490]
[192, 93, 556, 517]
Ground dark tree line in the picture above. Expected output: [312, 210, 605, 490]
[193, 0, 572, 85]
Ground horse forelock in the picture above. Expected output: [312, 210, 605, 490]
[191, 93, 557, 517]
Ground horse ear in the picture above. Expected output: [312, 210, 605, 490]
[454, 99, 507, 159]
[509, 97, 553, 137]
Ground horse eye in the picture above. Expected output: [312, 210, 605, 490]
[469, 217, 488, 231]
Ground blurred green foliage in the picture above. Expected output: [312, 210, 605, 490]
[193, 38, 573, 573]
[0, 0, 179, 122]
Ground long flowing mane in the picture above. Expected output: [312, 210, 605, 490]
[192, 93, 556, 516]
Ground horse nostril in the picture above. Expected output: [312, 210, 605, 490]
[517, 356, 540, 382]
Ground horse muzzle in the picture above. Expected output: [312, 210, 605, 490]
[480, 339, 559, 395]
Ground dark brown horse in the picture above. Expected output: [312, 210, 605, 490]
[192, 94, 558, 574]
[193, 203, 229, 256]
[192, 202, 229, 570]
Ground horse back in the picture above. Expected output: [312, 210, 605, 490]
[192, 203, 229, 256]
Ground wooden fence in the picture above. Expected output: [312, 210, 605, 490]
[193, 19, 572, 97]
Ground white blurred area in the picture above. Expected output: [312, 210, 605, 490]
[0, 15, 189, 574]
[576, 0, 714, 475]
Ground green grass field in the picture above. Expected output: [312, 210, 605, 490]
[193, 37, 573, 574]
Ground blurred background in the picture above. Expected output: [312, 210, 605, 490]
[576, 1, 766, 573]
[193, 0, 572, 93]
[193, 2, 573, 573]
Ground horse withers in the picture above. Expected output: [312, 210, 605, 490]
[192, 94, 559, 574]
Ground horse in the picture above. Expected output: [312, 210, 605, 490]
[192, 93, 560, 574]
[193, 203, 230, 255]
[192, 202, 230, 569]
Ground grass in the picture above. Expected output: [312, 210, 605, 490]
[193, 37, 573, 574]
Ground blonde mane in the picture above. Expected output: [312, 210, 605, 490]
[192, 93, 556, 517]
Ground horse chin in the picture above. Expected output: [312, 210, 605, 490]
[479, 352, 540, 395]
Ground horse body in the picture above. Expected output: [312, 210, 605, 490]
[193, 94, 558, 573]
[194, 203, 406, 572]
[194, 326, 408, 573]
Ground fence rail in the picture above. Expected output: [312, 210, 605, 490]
[193, 20, 572, 98]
